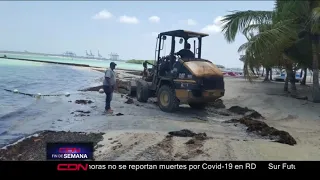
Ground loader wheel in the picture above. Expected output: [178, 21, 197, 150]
[189, 103, 208, 110]
[127, 81, 136, 97]
[157, 85, 179, 112]
[136, 79, 149, 102]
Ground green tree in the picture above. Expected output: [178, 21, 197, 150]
[221, 0, 320, 102]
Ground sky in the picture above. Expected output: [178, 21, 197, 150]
[0, 1, 275, 68]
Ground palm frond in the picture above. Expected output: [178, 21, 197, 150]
[246, 21, 297, 58]
[242, 51, 254, 82]
[276, 0, 309, 20]
[311, 7, 320, 21]
[221, 10, 273, 43]
[238, 41, 250, 53]
[311, 7, 320, 33]
[242, 24, 257, 38]
[240, 18, 299, 80]
[242, 49, 263, 82]
[275, 0, 309, 33]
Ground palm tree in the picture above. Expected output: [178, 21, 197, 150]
[285, 0, 320, 100]
[308, 1, 320, 102]
[221, 0, 320, 102]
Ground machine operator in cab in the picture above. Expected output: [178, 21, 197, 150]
[175, 43, 195, 59]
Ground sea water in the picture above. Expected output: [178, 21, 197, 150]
[0, 58, 108, 145]
[0, 52, 151, 146]
[0, 58, 107, 116]
[0, 53, 144, 71]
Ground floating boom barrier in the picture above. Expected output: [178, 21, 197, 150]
[3, 89, 70, 98]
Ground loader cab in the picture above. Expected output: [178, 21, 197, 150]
[154, 30, 208, 63]
[152, 30, 209, 86]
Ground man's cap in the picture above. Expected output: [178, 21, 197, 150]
[110, 62, 117, 66]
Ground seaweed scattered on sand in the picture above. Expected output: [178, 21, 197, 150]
[75, 100, 93, 104]
[225, 117, 296, 146]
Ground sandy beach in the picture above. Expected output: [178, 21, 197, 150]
[1, 67, 320, 161]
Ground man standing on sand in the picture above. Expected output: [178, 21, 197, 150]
[103, 62, 117, 114]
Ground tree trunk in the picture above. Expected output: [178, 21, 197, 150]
[282, 55, 290, 92]
[291, 70, 297, 92]
[284, 76, 289, 92]
[261, 68, 264, 77]
[269, 68, 272, 80]
[311, 36, 320, 102]
[264, 68, 270, 81]
[287, 68, 297, 95]
[250, 67, 256, 75]
[256, 68, 260, 76]
[300, 69, 303, 78]
[301, 68, 307, 85]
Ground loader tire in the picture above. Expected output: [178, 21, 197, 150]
[136, 79, 149, 102]
[127, 81, 136, 97]
[189, 103, 208, 110]
[157, 85, 179, 112]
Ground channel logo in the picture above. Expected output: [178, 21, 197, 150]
[47, 142, 93, 160]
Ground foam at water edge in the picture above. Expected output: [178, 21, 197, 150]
[1, 133, 39, 150]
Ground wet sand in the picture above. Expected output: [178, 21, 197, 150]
[1, 67, 320, 160]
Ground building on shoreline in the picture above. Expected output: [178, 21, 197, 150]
[109, 53, 119, 61]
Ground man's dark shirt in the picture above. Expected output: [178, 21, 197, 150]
[177, 49, 195, 59]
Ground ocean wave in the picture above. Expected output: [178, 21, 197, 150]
[0, 101, 47, 122]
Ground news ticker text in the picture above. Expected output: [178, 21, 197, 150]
[1, 161, 319, 175]
[57, 161, 302, 171]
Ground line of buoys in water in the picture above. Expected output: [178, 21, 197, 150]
[4, 89, 71, 98]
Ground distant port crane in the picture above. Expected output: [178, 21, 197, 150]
[86, 50, 95, 58]
[98, 50, 102, 58]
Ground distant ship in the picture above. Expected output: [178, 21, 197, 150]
[62, 51, 76, 57]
